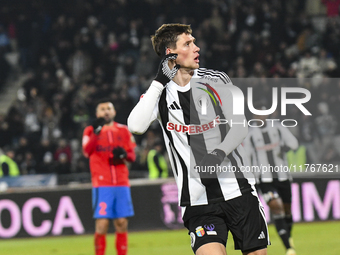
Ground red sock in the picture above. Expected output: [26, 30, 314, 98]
[116, 232, 128, 255]
[94, 232, 106, 255]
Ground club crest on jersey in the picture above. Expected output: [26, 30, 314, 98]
[195, 226, 205, 237]
[166, 116, 220, 135]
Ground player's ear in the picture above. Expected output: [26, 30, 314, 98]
[166, 47, 172, 55]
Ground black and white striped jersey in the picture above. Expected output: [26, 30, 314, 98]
[145, 68, 256, 207]
[243, 123, 299, 183]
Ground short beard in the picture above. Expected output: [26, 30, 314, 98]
[105, 117, 113, 124]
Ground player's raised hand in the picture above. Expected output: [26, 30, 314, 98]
[112, 146, 127, 160]
[92, 117, 106, 135]
[154, 53, 180, 86]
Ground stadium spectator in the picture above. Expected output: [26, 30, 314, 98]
[315, 102, 338, 161]
[298, 115, 320, 163]
[0, 51, 10, 90]
[0, 148, 20, 177]
[36, 151, 55, 174]
[54, 139, 72, 163]
[82, 99, 136, 255]
[322, 0, 340, 17]
[20, 151, 37, 175]
[0, 25, 10, 52]
[0, 114, 11, 148]
[318, 48, 337, 74]
[16, 14, 32, 72]
[147, 141, 168, 179]
[14, 136, 30, 167]
[54, 153, 71, 176]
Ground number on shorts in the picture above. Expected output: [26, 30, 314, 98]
[99, 202, 107, 215]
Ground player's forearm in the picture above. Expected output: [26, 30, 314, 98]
[215, 84, 248, 156]
[82, 132, 97, 157]
[284, 134, 299, 151]
[126, 149, 136, 162]
[215, 115, 248, 156]
[128, 81, 163, 134]
[281, 126, 299, 150]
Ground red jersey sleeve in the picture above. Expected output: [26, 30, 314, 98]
[125, 127, 136, 162]
[82, 126, 98, 158]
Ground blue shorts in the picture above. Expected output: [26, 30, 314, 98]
[92, 186, 134, 219]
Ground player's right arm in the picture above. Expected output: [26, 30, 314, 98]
[128, 54, 180, 134]
[82, 126, 97, 158]
[127, 81, 163, 134]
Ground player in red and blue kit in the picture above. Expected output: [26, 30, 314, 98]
[82, 99, 136, 255]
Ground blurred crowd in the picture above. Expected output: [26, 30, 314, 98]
[0, 0, 339, 178]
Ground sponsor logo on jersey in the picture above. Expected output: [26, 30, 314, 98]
[96, 145, 115, 152]
[204, 224, 217, 235]
[166, 116, 220, 135]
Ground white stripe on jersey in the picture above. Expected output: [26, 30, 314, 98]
[244, 123, 297, 182]
[156, 68, 254, 206]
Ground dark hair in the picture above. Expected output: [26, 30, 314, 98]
[151, 24, 192, 57]
[95, 98, 114, 108]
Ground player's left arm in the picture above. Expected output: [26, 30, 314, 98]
[198, 80, 248, 167]
[215, 83, 248, 155]
[278, 124, 299, 151]
[125, 128, 136, 162]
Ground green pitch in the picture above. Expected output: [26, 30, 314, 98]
[1, 221, 339, 255]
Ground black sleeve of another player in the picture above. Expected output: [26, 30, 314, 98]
[2, 162, 9, 176]
[154, 154, 162, 171]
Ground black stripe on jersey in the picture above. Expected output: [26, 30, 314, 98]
[169, 142, 178, 176]
[233, 150, 252, 193]
[277, 128, 289, 166]
[178, 89, 225, 203]
[197, 68, 229, 80]
[235, 148, 245, 166]
[250, 136, 260, 166]
[177, 90, 201, 153]
[197, 72, 228, 84]
[262, 131, 278, 179]
[227, 152, 252, 194]
[206, 86, 227, 141]
[197, 69, 231, 84]
[158, 89, 190, 205]
[277, 128, 282, 140]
